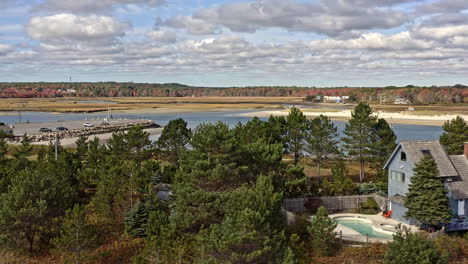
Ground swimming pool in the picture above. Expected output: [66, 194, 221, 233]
[334, 217, 394, 239]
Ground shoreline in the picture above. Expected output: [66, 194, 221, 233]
[233, 110, 468, 126]
[31, 127, 163, 148]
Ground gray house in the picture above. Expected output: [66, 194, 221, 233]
[384, 141, 468, 231]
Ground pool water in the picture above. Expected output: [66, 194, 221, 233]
[335, 219, 393, 239]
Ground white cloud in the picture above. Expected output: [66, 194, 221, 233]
[311, 32, 432, 50]
[26, 14, 129, 44]
[147, 30, 176, 43]
[163, 0, 409, 37]
[0, 44, 13, 55]
[412, 24, 468, 40]
[37, 0, 166, 13]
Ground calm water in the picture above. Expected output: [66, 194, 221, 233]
[335, 219, 393, 239]
[0, 111, 443, 142]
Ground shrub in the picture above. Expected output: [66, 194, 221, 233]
[383, 225, 447, 264]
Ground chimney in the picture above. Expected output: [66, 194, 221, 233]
[465, 142, 468, 159]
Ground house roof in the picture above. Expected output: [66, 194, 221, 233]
[447, 155, 468, 199]
[385, 141, 459, 177]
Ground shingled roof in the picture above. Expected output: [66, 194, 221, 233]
[399, 141, 459, 177]
[448, 155, 468, 199]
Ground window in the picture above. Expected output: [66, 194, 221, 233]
[390, 171, 405, 182]
[400, 151, 407, 161]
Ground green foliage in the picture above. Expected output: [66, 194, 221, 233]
[156, 118, 191, 167]
[439, 116, 468, 154]
[0, 165, 75, 253]
[286, 107, 307, 164]
[405, 155, 452, 225]
[361, 197, 378, 210]
[373, 118, 397, 172]
[342, 102, 378, 182]
[307, 206, 337, 256]
[306, 115, 339, 177]
[383, 225, 447, 264]
[53, 204, 97, 263]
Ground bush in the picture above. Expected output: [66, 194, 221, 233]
[307, 206, 337, 256]
[383, 225, 447, 264]
[361, 197, 378, 210]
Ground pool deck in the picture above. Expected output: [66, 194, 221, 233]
[330, 213, 419, 243]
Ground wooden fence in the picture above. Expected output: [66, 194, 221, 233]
[283, 194, 387, 213]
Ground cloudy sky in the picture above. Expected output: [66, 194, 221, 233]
[1, 0, 468, 86]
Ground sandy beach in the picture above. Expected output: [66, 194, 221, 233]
[235, 109, 468, 126]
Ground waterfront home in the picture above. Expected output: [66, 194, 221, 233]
[384, 141, 468, 231]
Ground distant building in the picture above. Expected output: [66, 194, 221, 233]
[323, 96, 349, 103]
[384, 141, 468, 231]
[0, 123, 13, 136]
[394, 98, 409, 104]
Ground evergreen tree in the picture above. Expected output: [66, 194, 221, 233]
[342, 102, 378, 182]
[285, 107, 307, 164]
[53, 204, 97, 264]
[0, 165, 74, 253]
[384, 225, 447, 264]
[125, 200, 149, 238]
[373, 118, 397, 181]
[156, 118, 191, 167]
[329, 160, 356, 195]
[307, 206, 337, 256]
[0, 132, 12, 193]
[305, 115, 339, 177]
[405, 155, 451, 225]
[439, 116, 468, 154]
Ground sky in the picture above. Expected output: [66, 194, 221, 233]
[1, 0, 468, 87]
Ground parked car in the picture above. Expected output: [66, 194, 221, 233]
[56, 126, 68, 131]
[39, 128, 52, 132]
[83, 123, 94, 127]
[101, 121, 110, 126]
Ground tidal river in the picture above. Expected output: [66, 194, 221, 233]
[0, 110, 443, 142]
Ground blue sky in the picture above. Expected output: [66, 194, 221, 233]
[1, 0, 468, 87]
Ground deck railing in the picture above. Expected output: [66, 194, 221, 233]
[446, 218, 468, 231]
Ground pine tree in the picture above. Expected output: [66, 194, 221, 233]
[439, 116, 468, 155]
[53, 204, 97, 264]
[307, 206, 337, 256]
[342, 102, 378, 182]
[156, 118, 191, 167]
[384, 225, 447, 264]
[405, 155, 452, 225]
[306, 115, 339, 177]
[286, 107, 307, 164]
[373, 118, 397, 181]
[125, 200, 149, 238]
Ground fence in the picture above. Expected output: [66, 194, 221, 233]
[283, 194, 387, 213]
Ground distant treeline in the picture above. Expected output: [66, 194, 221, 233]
[0, 82, 468, 104]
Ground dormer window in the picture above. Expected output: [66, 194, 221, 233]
[400, 151, 407, 161]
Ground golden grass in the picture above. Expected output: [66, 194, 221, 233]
[0, 97, 300, 113]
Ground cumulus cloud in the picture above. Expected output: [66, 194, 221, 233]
[162, 0, 409, 37]
[311, 32, 432, 50]
[416, 0, 468, 14]
[163, 15, 219, 35]
[37, 0, 166, 13]
[0, 44, 13, 55]
[146, 30, 176, 43]
[26, 14, 129, 44]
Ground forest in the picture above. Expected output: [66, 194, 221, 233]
[0, 82, 468, 104]
[0, 103, 466, 264]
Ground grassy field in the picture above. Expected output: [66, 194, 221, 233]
[0, 97, 467, 115]
[0, 97, 305, 113]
